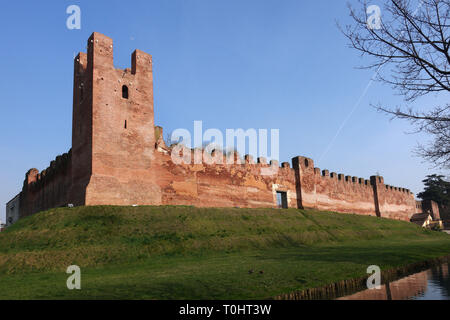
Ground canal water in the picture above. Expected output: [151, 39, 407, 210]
[338, 263, 450, 300]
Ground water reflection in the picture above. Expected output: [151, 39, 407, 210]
[338, 263, 450, 300]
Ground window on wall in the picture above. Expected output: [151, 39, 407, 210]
[122, 85, 129, 99]
[276, 191, 288, 209]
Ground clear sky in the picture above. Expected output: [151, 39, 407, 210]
[0, 0, 448, 223]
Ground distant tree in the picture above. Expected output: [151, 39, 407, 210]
[165, 133, 173, 147]
[417, 174, 450, 208]
[341, 0, 450, 168]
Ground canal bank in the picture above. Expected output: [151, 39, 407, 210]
[273, 255, 450, 300]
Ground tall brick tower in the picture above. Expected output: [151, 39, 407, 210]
[71, 32, 159, 206]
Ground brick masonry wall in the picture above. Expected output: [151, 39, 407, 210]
[153, 151, 298, 209]
[20, 151, 72, 218]
[293, 156, 377, 216]
[15, 32, 416, 222]
[378, 184, 417, 221]
[292, 156, 415, 221]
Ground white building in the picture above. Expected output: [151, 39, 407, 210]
[6, 194, 20, 226]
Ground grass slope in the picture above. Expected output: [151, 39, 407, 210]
[0, 205, 449, 299]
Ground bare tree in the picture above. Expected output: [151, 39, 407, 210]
[340, 0, 450, 167]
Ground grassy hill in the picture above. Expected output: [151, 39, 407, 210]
[0, 205, 449, 299]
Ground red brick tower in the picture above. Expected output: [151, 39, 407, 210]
[71, 32, 159, 206]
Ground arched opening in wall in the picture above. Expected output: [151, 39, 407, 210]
[122, 85, 129, 99]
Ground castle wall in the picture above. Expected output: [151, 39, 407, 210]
[12, 32, 417, 223]
[153, 150, 297, 209]
[378, 184, 417, 221]
[292, 156, 377, 216]
[19, 151, 72, 218]
[292, 156, 415, 221]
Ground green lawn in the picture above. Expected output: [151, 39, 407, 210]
[0, 205, 449, 299]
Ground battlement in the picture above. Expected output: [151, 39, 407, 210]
[132, 49, 152, 75]
[162, 128, 290, 170]
[73, 32, 153, 78]
[291, 155, 415, 219]
[315, 167, 373, 188]
[23, 150, 72, 192]
[11, 33, 417, 224]
[301, 158, 412, 194]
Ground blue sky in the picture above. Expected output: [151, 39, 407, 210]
[0, 0, 447, 222]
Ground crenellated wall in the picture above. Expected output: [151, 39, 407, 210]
[374, 179, 417, 221]
[152, 147, 298, 209]
[292, 156, 416, 221]
[292, 156, 376, 215]
[19, 150, 72, 218]
[9, 32, 417, 223]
